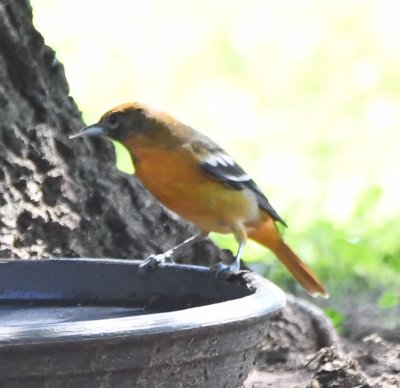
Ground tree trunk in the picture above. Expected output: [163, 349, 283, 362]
[0, 0, 221, 265]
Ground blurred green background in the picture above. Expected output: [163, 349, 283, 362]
[32, 1, 399, 326]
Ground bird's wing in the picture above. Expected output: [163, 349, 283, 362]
[188, 137, 287, 226]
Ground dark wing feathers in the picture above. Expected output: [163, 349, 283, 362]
[199, 145, 287, 226]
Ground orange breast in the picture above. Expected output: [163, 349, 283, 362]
[125, 144, 259, 233]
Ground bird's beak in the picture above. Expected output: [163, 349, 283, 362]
[69, 124, 108, 139]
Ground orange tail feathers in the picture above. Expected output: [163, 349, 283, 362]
[248, 218, 329, 298]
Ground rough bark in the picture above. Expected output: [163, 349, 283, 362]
[0, 0, 220, 265]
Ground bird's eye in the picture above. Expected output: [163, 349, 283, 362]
[108, 114, 119, 129]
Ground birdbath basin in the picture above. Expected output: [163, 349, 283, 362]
[0, 258, 286, 388]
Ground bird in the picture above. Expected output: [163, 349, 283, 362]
[70, 102, 328, 297]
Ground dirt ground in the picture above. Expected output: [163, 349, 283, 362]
[244, 296, 400, 387]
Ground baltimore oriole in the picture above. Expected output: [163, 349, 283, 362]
[71, 102, 328, 297]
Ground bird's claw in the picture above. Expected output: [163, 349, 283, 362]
[139, 252, 174, 278]
[211, 261, 242, 280]
[139, 255, 159, 277]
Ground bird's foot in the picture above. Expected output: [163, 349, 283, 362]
[211, 261, 244, 281]
[139, 251, 174, 277]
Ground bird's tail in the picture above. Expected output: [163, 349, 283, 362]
[248, 217, 328, 298]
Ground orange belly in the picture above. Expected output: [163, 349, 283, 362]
[130, 146, 259, 233]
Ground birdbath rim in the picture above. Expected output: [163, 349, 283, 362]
[0, 257, 286, 346]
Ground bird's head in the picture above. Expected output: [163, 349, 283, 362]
[70, 103, 151, 143]
[70, 102, 185, 149]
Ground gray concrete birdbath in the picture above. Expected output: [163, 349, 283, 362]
[0, 258, 286, 388]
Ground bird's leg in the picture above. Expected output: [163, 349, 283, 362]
[160, 233, 208, 262]
[212, 225, 247, 277]
[232, 236, 246, 271]
[139, 232, 208, 275]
